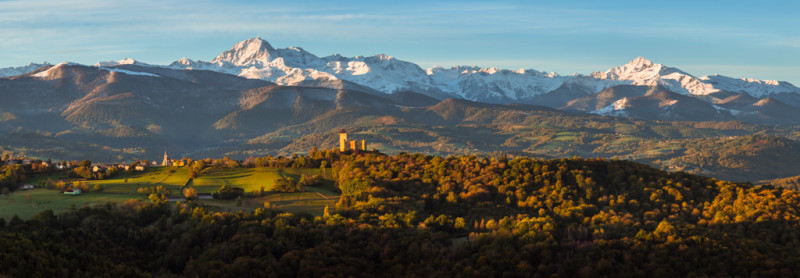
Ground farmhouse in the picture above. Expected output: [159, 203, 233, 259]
[64, 188, 81, 195]
[171, 159, 186, 167]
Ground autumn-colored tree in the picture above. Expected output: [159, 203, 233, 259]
[183, 187, 198, 200]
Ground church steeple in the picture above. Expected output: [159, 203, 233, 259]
[162, 150, 169, 166]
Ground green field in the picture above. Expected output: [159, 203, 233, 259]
[553, 131, 578, 142]
[0, 167, 339, 220]
[191, 167, 321, 193]
[199, 185, 339, 216]
[84, 166, 324, 194]
[0, 188, 137, 219]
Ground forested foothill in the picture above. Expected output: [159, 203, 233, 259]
[2, 151, 800, 276]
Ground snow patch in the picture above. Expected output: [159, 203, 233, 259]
[614, 97, 630, 110]
[592, 97, 630, 117]
[100, 67, 160, 77]
[31, 71, 51, 78]
[31, 62, 82, 78]
[661, 99, 678, 106]
[712, 105, 743, 116]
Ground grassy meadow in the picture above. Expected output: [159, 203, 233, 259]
[0, 166, 339, 220]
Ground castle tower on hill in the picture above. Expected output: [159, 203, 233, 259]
[339, 130, 348, 152]
[339, 130, 367, 152]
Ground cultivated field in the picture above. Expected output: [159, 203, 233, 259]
[0, 166, 339, 220]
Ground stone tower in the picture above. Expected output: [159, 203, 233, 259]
[339, 129, 349, 152]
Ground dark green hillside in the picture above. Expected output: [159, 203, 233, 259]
[740, 98, 800, 126]
[0, 132, 148, 162]
[766, 174, 800, 190]
[648, 135, 800, 182]
[231, 98, 799, 181]
[211, 86, 337, 136]
[3, 153, 800, 276]
[385, 90, 441, 107]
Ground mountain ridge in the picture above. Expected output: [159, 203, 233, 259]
[4, 38, 798, 104]
[3, 39, 800, 128]
[1, 61, 799, 181]
[169, 39, 800, 102]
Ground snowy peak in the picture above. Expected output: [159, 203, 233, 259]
[94, 58, 151, 67]
[626, 56, 655, 71]
[591, 57, 716, 96]
[372, 54, 393, 61]
[171, 57, 195, 67]
[211, 37, 276, 67]
[205, 38, 323, 70]
[593, 57, 682, 80]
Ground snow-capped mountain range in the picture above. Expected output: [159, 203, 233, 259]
[2, 37, 799, 107]
[0, 62, 51, 78]
[167, 38, 444, 97]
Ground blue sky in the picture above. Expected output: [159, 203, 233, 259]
[1, 0, 798, 84]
